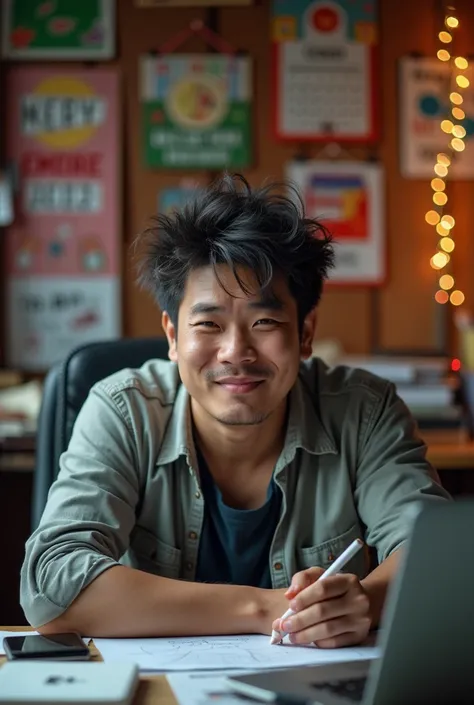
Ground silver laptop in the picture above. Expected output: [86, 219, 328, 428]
[229, 500, 474, 705]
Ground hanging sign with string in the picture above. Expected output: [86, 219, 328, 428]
[141, 20, 252, 169]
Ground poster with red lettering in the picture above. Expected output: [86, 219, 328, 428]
[3, 67, 121, 370]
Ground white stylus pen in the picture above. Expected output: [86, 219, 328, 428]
[270, 538, 364, 645]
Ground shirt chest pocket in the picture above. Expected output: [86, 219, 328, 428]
[129, 526, 182, 579]
[296, 524, 368, 579]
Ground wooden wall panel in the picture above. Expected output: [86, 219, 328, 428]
[5, 0, 472, 355]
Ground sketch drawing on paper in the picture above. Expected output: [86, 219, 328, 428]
[137, 636, 269, 668]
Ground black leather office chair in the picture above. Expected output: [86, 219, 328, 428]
[32, 337, 170, 531]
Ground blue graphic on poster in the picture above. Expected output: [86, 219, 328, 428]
[158, 186, 201, 216]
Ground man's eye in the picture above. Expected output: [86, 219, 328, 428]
[196, 321, 219, 328]
[255, 319, 278, 326]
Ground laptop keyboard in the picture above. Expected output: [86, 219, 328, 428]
[314, 677, 367, 702]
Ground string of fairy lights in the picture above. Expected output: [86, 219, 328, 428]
[425, 6, 467, 306]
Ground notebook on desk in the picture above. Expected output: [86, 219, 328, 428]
[229, 500, 474, 705]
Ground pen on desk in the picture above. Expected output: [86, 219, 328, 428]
[270, 538, 364, 645]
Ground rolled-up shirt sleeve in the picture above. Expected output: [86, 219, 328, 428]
[20, 383, 140, 628]
[355, 381, 451, 564]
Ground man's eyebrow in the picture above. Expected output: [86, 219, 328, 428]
[189, 303, 224, 316]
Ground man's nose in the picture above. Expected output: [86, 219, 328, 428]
[216, 326, 257, 365]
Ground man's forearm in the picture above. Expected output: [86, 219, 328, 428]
[37, 565, 279, 637]
[360, 548, 401, 629]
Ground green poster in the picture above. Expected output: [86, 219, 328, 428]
[1, 0, 115, 60]
[141, 54, 252, 169]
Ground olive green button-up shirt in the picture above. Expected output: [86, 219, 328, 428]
[20, 358, 449, 627]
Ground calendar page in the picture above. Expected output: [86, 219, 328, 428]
[272, 0, 378, 142]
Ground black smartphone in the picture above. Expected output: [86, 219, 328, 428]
[3, 632, 90, 661]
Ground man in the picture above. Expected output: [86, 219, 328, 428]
[21, 174, 449, 646]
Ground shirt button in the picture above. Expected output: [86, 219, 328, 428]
[195, 491, 201, 499]
[186, 561, 193, 571]
[327, 553, 335, 562]
[188, 531, 198, 540]
[274, 562, 283, 571]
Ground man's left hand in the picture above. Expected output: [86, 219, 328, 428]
[271, 567, 372, 648]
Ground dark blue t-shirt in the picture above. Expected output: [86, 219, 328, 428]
[195, 452, 282, 588]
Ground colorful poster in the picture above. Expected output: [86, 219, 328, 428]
[399, 57, 474, 179]
[271, 0, 378, 142]
[2, 0, 115, 60]
[141, 54, 252, 169]
[4, 68, 121, 370]
[287, 160, 384, 284]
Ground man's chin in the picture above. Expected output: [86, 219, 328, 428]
[213, 410, 270, 426]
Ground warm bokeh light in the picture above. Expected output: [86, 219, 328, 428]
[450, 290, 465, 306]
[431, 252, 450, 269]
[439, 30, 452, 43]
[454, 56, 468, 69]
[440, 237, 455, 252]
[451, 137, 465, 151]
[441, 215, 455, 228]
[435, 290, 449, 304]
[431, 178, 446, 191]
[437, 49, 450, 61]
[456, 75, 470, 88]
[437, 153, 451, 165]
[441, 119, 454, 133]
[433, 192, 448, 206]
[452, 106, 465, 120]
[439, 274, 454, 290]
[452, 124, 466, 138]
[434, 163, 448, 176]
[431, 17, 465, 308]
[425, 210, 440, 225]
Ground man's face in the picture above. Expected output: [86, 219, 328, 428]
[163, 265, 316, 427]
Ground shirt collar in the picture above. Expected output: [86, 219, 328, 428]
[156, 367, 337, 468]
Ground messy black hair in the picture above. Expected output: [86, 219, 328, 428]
[137, 173, 335, 331]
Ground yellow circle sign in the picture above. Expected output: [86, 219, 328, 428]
[23, 76, 105, 149]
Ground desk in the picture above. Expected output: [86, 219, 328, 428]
[427, 442, 474, 469]
[0, 627, 177, 705]
[0, 435, 35, 473]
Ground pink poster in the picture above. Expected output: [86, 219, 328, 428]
[4, 67, 121, 370]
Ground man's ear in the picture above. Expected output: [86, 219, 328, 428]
[162, 311, 178, 362]
[300, 309, 317, 360]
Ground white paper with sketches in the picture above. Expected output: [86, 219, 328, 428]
[0, 631, 39, 656]
[94, 634, 380, 672]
